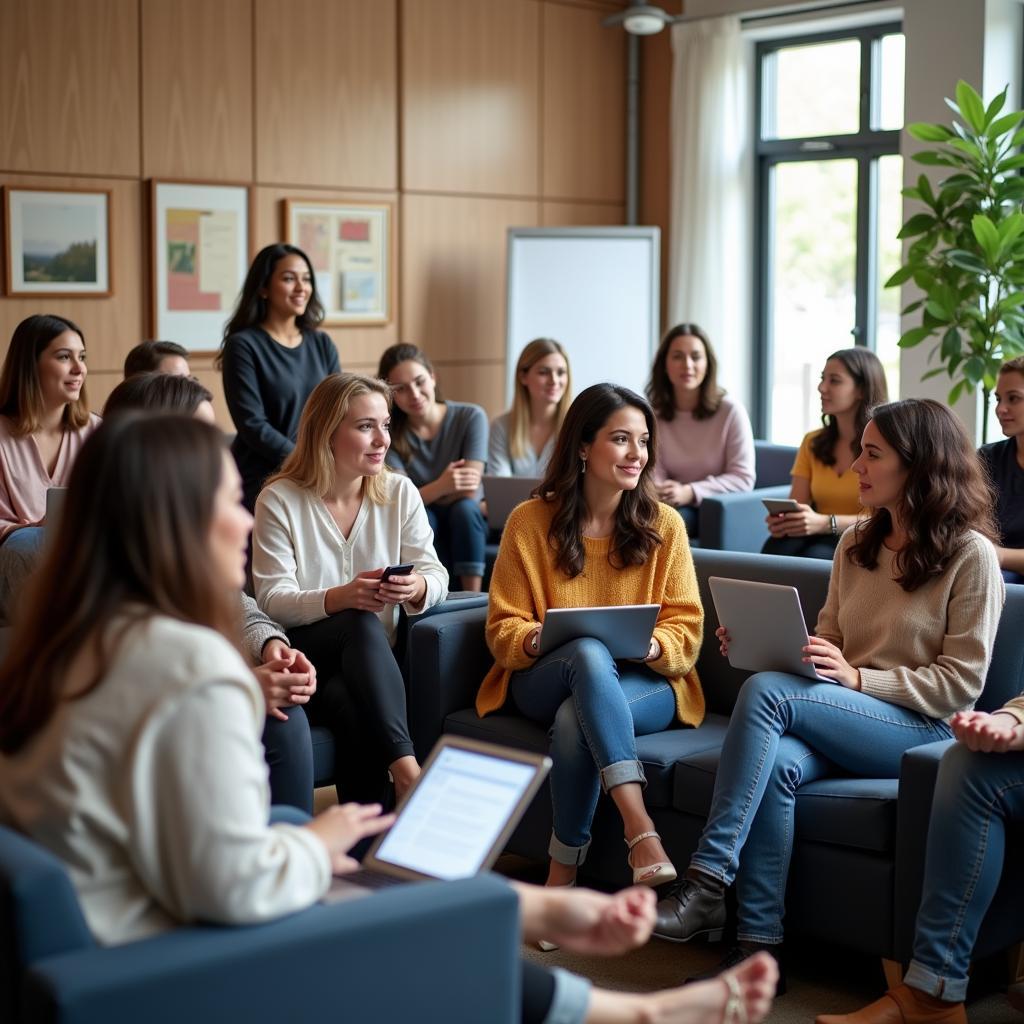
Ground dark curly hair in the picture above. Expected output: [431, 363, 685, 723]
[847, 399, 997, 592]
[536, 383, 662, 579]
[810, 347, 889, 466]
[646, 323, 723, 422]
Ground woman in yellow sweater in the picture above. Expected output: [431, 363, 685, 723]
[479, 383, 704, 898]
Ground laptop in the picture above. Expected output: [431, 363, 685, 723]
[707, 577, 830, 682]
[323, 735, 551, 903]
[539, 604, 660, 660]
[483, 476, 542, 530]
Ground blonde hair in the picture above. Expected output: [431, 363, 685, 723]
[508, 339, 572, 461]
[267, 373, 393, 503]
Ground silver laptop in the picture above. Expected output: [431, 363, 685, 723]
[483, 476, 541, 530]
[539, 604, 660, 660]
[324, 735, 550, 902]
[707, 577, 830, 682]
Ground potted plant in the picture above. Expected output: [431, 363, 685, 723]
[889, 80, 1024, 440]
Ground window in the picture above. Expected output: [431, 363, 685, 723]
[755, 25, 904, 443]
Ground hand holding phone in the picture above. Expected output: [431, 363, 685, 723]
[378, 563, 420, 607]
[381, 562, 415, 582]
[762, 498, 801, 515]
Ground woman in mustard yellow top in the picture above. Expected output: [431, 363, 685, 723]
[763, 348, 888, 560]
[479, 384, 704, 900]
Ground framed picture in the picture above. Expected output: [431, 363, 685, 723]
[284, 199, 392, 325]
[3, 187, 112, 297]
[150, 180, 251, 352]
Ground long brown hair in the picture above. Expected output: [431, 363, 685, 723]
[847, 399, 997, 592]
[267, 372, 393, 502]
[537, 383, 662, 579]
[508, 339, 572, 460]
[103, 372, 213, 419]
[377, 343, 443, 462]
[0, 314, 92, 434]
[646, 323, 723, 422]
[810, 347, 888, 466]
[0, 415, 240, 755]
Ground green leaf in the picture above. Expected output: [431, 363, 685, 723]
[941, 327, 963, 358]
[925, 300, 952, 322]
[912, 151, 961, 167]
[998, 290, 1024, 311]
[917, 174, 936, 205]
[949, 379, 968, 404]
[949, 137, 982, 160]
[898, 325, 936, 348]
[997, 154, 1024, 172]
[921, 366, 949, 381]
[902, 299, 925, 316]
[898, 213, 938, 238]
[907, 122, 954, 142]
[985, 87, 1008, 125]
[964, 355, 987, 384]
[884, 264, 916, 288]
[956, 81, 987, 133]
[989, 110, 1023, 138]
[946, 250, 988, 274]
[1011, 125, 1024, 149]
[972, 214, 1000, 259]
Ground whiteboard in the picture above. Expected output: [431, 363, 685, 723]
[506, 228, 660, 405]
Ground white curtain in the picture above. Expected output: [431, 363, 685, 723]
[668, 16, 754, 409]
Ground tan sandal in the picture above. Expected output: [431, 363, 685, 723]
[723, 972, 747, 1024]
[625, 830, 677, 887]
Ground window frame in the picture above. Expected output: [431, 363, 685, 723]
[753, 22, 903, 438]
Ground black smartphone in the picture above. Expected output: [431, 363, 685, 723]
[381, 562, 415, 582]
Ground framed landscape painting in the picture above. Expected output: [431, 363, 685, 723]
[150, 180, 251, 352]
[3, 187, 112, 297]
[284, 199, 392, 325]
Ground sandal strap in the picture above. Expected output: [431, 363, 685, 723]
[722, 973, 746, 1024]
[624, 830, 660, 851]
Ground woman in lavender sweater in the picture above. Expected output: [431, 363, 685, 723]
[646, 324, 755, 538]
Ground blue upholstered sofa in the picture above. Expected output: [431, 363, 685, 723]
[404, 547, 1024, 969]
[0, 819, 520, 1024]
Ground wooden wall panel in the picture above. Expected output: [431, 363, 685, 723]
[141, 0, 253, 181]
[402, 0, 540, 196]
[401, 194, 539, 362]
[251, 185, 400, 367]
[434, 360, 507, 418]
[254, 0, 398, 189]
[0, 174, 145, 373]
[542, 3, 625, 202]
[0, 0, 139, 177]
[541, 201, 625, 226]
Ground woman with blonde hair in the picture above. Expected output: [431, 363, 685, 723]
[489, 338, 571, 478]
[253, 372, 448, 803]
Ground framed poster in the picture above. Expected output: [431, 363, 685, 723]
[284, 199, 392, 325]
[3, 187, 112, 297]
[150, 180, 251, 352]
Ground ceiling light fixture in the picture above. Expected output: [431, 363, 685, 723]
[603, 2, 675, 36]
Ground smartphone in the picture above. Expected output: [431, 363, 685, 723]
[762, 498, 801, 515]
[381, 562, 415, 582]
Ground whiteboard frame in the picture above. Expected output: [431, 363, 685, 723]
[505, 226, 661, 406]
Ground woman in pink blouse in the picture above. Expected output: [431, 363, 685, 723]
[0, 314, 101, 616]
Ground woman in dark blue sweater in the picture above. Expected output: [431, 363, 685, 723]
[218, 244, 340, 510]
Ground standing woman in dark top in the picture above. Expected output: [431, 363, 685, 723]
[980, 355, 1024, 583]
[218, 244, 341, 510]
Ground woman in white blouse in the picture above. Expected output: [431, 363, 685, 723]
[253, 373, 448, 803]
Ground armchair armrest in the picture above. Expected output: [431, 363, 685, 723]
[24, 875, 519, 1024]
[698, 485, 788, 552]
[892, 739, 956, 963]
[406, 604, 491, 759]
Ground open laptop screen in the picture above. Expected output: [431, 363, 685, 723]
[371, 745, 539, 880]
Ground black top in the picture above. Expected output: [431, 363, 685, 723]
[221, 326, 341, 506]
[979, 437, 1024, 548]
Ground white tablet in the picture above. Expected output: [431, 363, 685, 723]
[707, 577, 830, 682]
[539, 604, 660, 660]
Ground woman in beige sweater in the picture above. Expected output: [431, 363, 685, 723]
[653, 399, 1005, 985]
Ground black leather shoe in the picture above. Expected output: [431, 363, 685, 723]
[653, 878, 727, 943]
[686, 944, 787, 996]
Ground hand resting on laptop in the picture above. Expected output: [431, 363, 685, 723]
[715, 625, 862, 689]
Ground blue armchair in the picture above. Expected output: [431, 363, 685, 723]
[0, 823, 520, 1024]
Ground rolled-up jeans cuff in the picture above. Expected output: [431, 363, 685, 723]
[600, 758, 646, 793]
[453, 560, 485, 578]
[549, 833, 590, 866]
[542, 967, 592, 1024]
[904, 961, 968, 1003]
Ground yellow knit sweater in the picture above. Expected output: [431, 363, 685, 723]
[477, 498, 705, 724]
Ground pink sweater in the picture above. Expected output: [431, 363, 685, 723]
[652, 396, 755, 505]
[0, 413, 101, 542]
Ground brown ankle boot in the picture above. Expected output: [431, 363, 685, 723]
[816, 984, 967, 1024]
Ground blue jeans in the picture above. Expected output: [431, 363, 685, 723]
[0, 526, 45, 619]
[426, 498, 487, 580]
[905, 743, 1024, 1002]
[509, 637, 677, 865]
[690, 672, 951, 942]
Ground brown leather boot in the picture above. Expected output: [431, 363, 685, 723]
[815, 984, 967, 1024]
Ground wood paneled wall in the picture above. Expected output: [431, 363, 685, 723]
[0, 0, 627, 423]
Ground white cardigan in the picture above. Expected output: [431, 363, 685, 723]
[0, 615, 331, 945]
[252, 473, 449, 643]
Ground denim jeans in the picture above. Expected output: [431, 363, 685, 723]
[509, 637, 677, 865]
[425, 498, 487, 580]
[690, 672, 951, 943]
[0, 525, 45, 620]
[905, 743, 1024, 1002]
